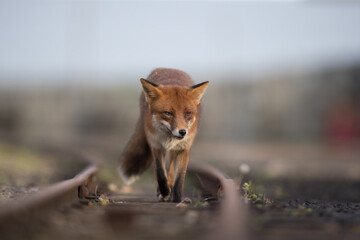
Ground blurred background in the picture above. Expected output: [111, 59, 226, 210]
[0, 0, 359, 176]
[1, 1, 360, 239]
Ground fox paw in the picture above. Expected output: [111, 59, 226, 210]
[157, 186, 171, 202]
[158, 194, 171, 202]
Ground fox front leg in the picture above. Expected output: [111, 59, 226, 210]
[167, 151, 177, 193]
[153, 149, 171, 202]
[172, 150, 190, 203]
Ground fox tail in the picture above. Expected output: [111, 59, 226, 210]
[118, 120, 153, 185]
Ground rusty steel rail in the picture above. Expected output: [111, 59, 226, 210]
[0, 147, 247, 240]
[188, 163, 249, 240]
[0, 162, 99, 224]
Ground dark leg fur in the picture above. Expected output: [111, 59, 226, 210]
[173, 176, 184, 203]
[171, 150, 189, 203]
[153, 149, 171, 201]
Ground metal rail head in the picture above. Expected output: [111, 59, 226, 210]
[188, 163, 249, 240]
[0, 164, 99, 225]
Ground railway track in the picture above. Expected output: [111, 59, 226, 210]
[187, 163, 248, 240]
[0, 151, 247, 240]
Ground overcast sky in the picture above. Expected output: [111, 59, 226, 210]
[1, 1, 360, 85]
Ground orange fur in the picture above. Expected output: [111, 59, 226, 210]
[118, 68, 209, 202]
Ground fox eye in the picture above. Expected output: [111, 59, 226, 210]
[185, 112, 192, 118]
[163, 111, 174, 117]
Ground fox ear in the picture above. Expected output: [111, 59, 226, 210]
[140, 78, 162, 102]
[189, 81, 209, 105]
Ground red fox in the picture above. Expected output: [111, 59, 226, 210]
[118, 68, 209, 202]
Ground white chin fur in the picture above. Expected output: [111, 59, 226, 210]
[171, 129, 183, 138]
[159, 120, 184, 138]
[117, 166, 138, 186]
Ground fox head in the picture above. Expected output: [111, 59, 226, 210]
[140, 78, 209, 140]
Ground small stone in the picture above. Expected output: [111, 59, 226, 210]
[108, 183, 118, 192]
[176, 197, 192, 208]
[120, 186, 132, 194]
[176, 202, 187, 208]
[239, 164, 250, 175]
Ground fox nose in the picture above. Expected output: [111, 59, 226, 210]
[179, 129, 187, 137]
